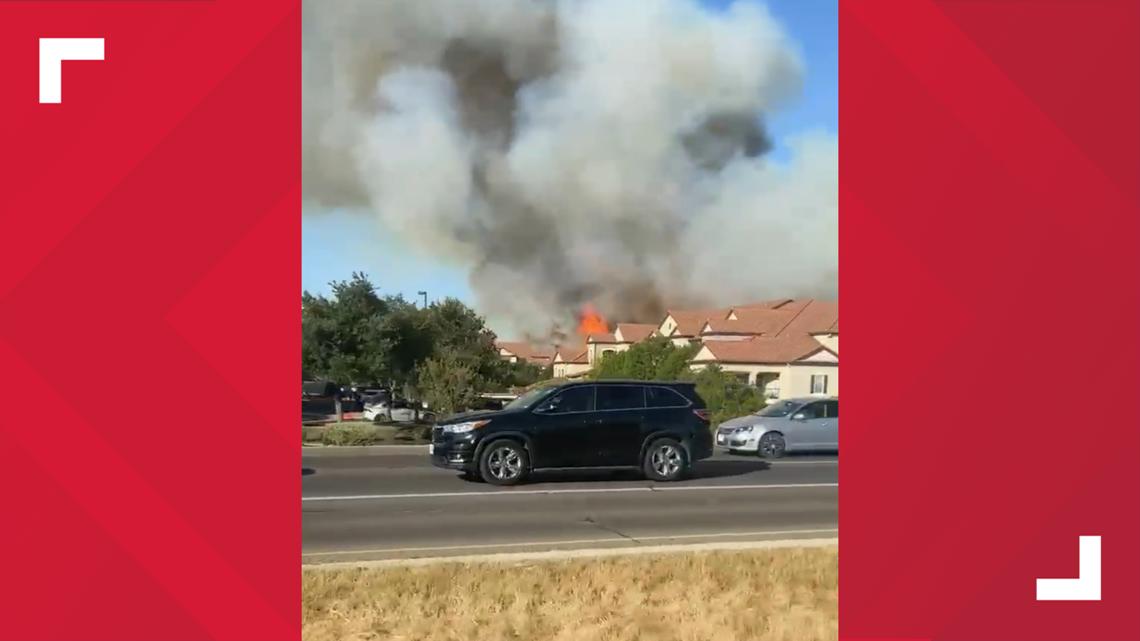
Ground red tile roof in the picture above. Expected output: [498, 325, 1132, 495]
[585, 332, 618, 344]
[614, 323, 657, 343]
[720, 299, 838, 337]
[702, 312, 794, 336]
[553, 340, 589, 365]
[782, 300, 838, 335]
[496, 341, 555, 364]
[692, 334, 834, 365]
[664, 308, 732, 337]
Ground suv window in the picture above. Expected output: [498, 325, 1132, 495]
[824, 400, 838, 418]
[646, 386, 690, 408]
[596, 385, 645, 411]
[542, 386, 595, 414]
[799, 402, 827, 419]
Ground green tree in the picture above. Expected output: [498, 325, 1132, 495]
[424, 298, 502, 382]
[685, 364, 766, 426]
[377, 298, 435, 391]
[301, 272, 392, 385]
[417, 350, 482, 416]
[303, 274, 535, 405]
[497, 360, 545, 389]
[591, 337, 698, 380]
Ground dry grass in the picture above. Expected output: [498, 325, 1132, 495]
[303, 547, 837, 641]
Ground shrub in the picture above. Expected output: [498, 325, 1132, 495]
[320, 422, 386, 446]
[683, 364, 766, 427]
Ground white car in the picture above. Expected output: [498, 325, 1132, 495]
[363, 398, 434, 423]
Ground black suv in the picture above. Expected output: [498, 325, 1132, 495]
[430, 380, 713, 485]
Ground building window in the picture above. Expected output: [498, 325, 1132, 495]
[810, 374, 829, 395]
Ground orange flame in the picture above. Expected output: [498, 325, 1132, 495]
[577, 303, 609, 336]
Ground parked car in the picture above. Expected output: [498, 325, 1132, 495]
[302, 380, 338, 398]
[364, 397, 434, 423]
[430, 380, 713, 485]
[715, 396, 838, 458]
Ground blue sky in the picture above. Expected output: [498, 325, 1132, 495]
[302, 0, 837, 309]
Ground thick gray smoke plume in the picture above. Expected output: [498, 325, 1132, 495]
[304, 0, 837, 338]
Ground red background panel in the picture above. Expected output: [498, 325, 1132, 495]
[842, 1, 1139, 640]
[3, 0, 1138, 640]
[0, 2, 299, 640]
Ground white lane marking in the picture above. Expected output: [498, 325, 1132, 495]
[302, 482, 838, 502]
[302, 527, 840, 557]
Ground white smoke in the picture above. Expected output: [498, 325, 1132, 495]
[304, 0, 837, 338]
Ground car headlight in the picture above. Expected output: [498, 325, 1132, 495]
[441, 419, 490, 434]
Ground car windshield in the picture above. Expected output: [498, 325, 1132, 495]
[756, 401, 800, 417]
[503, 386, 555, 410]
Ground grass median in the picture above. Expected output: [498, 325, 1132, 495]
[302, 421, 431, 446]
[303, 546, 838, 641]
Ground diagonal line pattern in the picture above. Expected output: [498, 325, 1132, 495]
[0, 2, 301, 639]
[0, 1, 296, 300]
[846, 0, 1132, 222]
[841, 1, 1140, 639]
[0, 338, 294, 640]
[166, 182, 302, 447]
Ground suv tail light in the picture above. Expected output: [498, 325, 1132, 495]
[692, 409, 710, 422]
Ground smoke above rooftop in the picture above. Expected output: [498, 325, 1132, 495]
[303, 0, 837, 339]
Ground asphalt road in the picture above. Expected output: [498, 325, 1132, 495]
[302, 448, 838, 563]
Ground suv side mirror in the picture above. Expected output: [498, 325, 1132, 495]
[791, 413, 806, 421]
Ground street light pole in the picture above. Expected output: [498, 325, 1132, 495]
[418, 290, 428, 308]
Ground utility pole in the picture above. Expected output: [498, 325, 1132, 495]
[418, 290, 428, 308]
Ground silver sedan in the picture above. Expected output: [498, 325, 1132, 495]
[714, 397, 838, 458]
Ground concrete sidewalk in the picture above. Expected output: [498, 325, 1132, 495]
[303, 444, 429, 455]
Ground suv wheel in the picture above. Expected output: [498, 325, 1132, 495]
[757, 431, 787, 459]
[479, 440, 529, 486]
[643, 438, 688, 482]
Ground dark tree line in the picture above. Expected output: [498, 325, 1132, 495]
[302, 273, 544, 415]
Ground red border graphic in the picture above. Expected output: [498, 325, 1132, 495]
[841, 1, 1139, 639]
[0, 3, 299, 640]
[2, 0, 1138, 639]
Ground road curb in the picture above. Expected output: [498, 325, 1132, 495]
[302, 444, 429, 456]
[303, 537, 838, 570]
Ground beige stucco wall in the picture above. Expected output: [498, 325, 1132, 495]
[659, 315, 678, 337]
[785, 364, 838, 397]
[688, 361, 838, 399]
[587, 342, 629, 365]
[553, 362, 591, 378]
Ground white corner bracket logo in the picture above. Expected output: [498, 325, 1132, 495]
[1036, 535, 1101, 601]
[39, 38, 105, 104]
